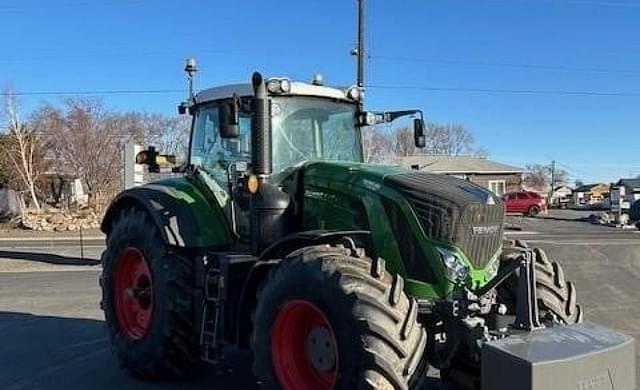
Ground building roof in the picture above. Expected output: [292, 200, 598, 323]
[614, 178, 640, 190]
[574, 183, 607, 192]
[393, 155, 523, 175]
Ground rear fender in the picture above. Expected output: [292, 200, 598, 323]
[101, 180, 233, 248]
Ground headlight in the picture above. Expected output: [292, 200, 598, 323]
[266, 78, 292, 94]
[346, 86, 362, 101]
[280, 78, 291, 93]
[267, 79, 280, 93]
[436, 247, 469, 282]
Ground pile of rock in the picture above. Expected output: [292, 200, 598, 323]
[587, 211, 614, 225]
[20, 207, 100, 232]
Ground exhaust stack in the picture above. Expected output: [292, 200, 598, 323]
[251, 72, 272, 176]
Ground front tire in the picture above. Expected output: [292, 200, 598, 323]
[527, 205, 541, 217]
[251, 245, 428, 390]
[100, 208, 201, 378]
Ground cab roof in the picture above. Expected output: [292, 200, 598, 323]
[193, 80, 357, 105]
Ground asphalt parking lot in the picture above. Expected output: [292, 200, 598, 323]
[0, 209, 638, 389]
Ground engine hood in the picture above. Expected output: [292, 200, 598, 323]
[300, 160, 500, 206]
[300, 161, 504, 268]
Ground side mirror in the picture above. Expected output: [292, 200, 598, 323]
[414, 118, 426, 148]
[220, 95, 240, 138]
[178, 102, 188, 115]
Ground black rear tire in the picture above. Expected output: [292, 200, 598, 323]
[100, 208, 201, 378]
[499, 241, 583, 324]
[251, 244, 428, 390]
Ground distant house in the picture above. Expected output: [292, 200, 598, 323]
[392, 155, 523, 196]
[614, 178, 640, 198]
[573, 183, 610, 207]
[611, 178, 640, 217]
[550, 185, 574, 207]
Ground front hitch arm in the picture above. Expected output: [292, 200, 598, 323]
[476, 249, 543, 330]
[512, 250, 543, 330]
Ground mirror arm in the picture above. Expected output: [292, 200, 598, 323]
[383, 109, 422, 122]
[355, 109, 424, 127]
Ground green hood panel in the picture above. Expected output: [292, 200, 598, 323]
[303, 161, 407, 185]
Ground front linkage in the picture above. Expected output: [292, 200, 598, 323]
[424, 247, 562, 389]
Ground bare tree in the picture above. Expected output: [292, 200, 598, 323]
[523, 164, 569, 192]
[0, 134, 11, 186]
[425, 123, 481, 156]
[523, 164, 549, 191]
[362, 126, 392, 162]
[33, 101, 191, 210]
[0, 90, 45, 209]
[112, 112, 190, 158]
[381, 122, 485, 158]
[392, 126, 417, 157]
[33, 98, 123, 210]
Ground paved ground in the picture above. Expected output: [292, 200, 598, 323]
[1, 211, 638, 389]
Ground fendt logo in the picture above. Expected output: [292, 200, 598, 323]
[471, 225, 499, 236]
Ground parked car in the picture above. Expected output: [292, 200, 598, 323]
[502, 191, 547, 216]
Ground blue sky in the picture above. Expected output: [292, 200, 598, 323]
[1, 0, 638, 182]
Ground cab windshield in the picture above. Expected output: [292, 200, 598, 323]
[271, 96, 362, 173]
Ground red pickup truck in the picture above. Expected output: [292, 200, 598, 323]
[502, 191, 547, 216]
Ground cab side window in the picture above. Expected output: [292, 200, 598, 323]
[190, 104, 251, 186]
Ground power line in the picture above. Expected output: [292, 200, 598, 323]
[369, 55, 640, 75]
[555, 161, 616, 182]
[0, 48, 259, 63]
[502, 0, 640, 8]
[0, 0, 141, 11]
[4, 89, 184, 97]
[367, 84, 640, 97]
[3, 85, 639, 98]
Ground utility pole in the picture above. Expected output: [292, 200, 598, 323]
[352, 0, 366, 89]
[549, 160, 556, 201]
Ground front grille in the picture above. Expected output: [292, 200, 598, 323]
[385, 172, 504, 268]
[453, 202, 504, 268]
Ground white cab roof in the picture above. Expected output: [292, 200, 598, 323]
[194, 80, 356, 104]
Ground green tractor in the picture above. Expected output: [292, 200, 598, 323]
[100, 71, 635, 390]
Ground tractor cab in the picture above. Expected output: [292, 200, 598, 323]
[187, 77, 364, 186]
[186, 76, 369, 248]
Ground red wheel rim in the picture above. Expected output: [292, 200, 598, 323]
[114, 247, 154, 340]
[271, 300, 338, 390]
